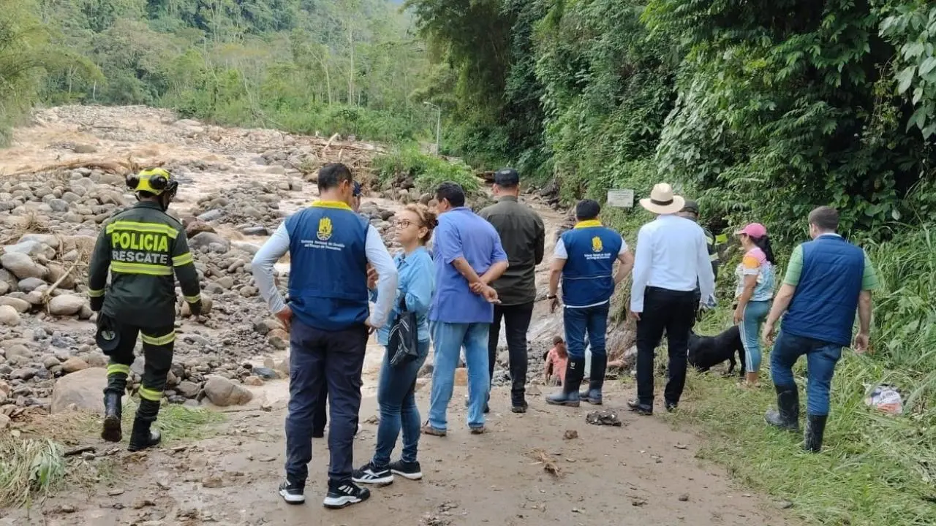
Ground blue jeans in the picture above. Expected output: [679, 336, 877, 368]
[428, 321, 490, 430]
[739, 300, 770, 373]
[373, 339, 430, 467]
[285, 320, 367, 485]
[563, 303, 609, 360]
[770, 331, 842, 416]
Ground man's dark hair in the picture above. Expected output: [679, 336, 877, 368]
[494, 168, 520, 189]
[575, 199, 601, 221]
[436, 182, 466, 208]
[318, 163, 353, 192]
[809, 206, 839, 232]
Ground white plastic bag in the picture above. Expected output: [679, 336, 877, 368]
[864, 384, 903, 415]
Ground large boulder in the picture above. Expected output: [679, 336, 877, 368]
[4, 240, 56, 260]
[61, 357, 89, 374]
[202, 376, 253, 407]
[0, 252, 46, 280]
[189, 232, 230, 253]
[0, 297, 30, 313]
[0, 305, 20, 326]
[51, 367, 107, 413]
[18, 234, 60, 248]
[49, 294, 86, 316]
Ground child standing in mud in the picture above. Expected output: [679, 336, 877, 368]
[544, 336, 569, 387]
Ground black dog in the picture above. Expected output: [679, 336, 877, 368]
[688, 325, 746, 377]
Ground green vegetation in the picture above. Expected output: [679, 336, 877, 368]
[1, 0, 435, 144]
[374, 145, 480, 194]
[121, 400, 225, 443]
[0, 438, 64, 508]
[0, 404, 224, 507]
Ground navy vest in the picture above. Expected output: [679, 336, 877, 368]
[285, 202, 370, 331]
[782, 235, 865, 347]
[561, 222, 623, 307]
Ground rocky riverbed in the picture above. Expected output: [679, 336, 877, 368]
[0, 105, 574, 428]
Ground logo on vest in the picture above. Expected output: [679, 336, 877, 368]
[317, 216, 333, 241]
[591, 236, 603, 252]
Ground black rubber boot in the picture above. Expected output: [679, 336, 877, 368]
[803, 414, 828, 453]
[127, 399, 161, 452]
[101, 392, 123, 442]
[579, 354, 607, 405]
[764, 384, 801, 432]
[546, 357, 584, 407]
[101, 374, 126, 443]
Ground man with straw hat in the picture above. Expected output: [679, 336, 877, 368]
[628, 183, 716, 415]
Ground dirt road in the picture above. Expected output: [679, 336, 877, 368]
[0, 106, 796, 526]
[3, 384, 795, 526]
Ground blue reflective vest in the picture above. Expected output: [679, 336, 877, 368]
[285, 202, 369, 331]
[560, 221, 623, 307]
[782, 235, 865, 347]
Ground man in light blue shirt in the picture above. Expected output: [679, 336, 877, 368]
[423, 182, 508, 436]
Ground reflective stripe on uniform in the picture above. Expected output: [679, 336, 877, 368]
[141, 331, 176, 346]
[107, 363, 131, 376]
[88, 288, 105, 298]
[184, 294, 201, 304]
[172, 252, 194, 266]
[105, 221, 179, 239]
[710, 253, 719, 262]
[111, 261, 173, 276]
[138, 386, 163, 401]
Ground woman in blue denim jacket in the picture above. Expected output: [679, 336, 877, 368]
[353, 204, 436, 484]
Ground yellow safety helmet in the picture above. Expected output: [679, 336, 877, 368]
[126, 168, 178, 197]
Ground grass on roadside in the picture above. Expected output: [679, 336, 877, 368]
[668, 305, 936, 526]
[0, 402, 225, 508]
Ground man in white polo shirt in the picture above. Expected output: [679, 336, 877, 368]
[628, 183, 715, 415]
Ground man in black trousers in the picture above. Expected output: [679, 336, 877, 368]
[628, 183, 715, 415]
[479, 168, 545, 413]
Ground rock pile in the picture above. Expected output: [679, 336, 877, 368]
[0, 164, 406, 417]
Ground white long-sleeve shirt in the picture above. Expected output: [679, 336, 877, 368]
[630, 214, 715, 312]
[252, 221, 399, 329]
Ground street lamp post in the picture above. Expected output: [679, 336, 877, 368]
[424, 101, 441, 155]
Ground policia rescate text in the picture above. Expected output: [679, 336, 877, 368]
[88, 168, 202, 452]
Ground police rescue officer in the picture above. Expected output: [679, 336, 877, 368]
[88, 168, 202, 451]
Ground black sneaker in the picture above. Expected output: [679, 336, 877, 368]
[324, 480, 370, 509]
[352, 462, 393, 485]
[389, 459, 423, 481]
[278, 480, 305, 505]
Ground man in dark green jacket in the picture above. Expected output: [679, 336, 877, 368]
[88, 168, 202, 451]
[679, 200, 719, 317]
[479, 168, 545, 413]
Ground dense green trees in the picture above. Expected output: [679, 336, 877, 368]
[1, 0, 434, 144]
[412, 0, 936, 242]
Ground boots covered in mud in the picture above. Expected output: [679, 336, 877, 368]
[128, 398, 162, 452]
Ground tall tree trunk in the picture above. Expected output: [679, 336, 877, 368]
[348, 22, 354, 105]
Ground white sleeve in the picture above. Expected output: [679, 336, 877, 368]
[696, 230, 716, 301]
[619, 235, 629, 255]
[629, 225, 652, 312]
[365, 224, 399, 328]
[554, 238, 568, 259]
[252, 222, 290, 314]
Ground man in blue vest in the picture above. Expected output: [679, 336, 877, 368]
[252, 163, 398, 508]
[546, 199, 634, 406]
[312, 180, 365, 439]
[762, 206, 877, 452]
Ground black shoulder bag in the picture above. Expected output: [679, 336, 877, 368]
[387, 295, 419, 368]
